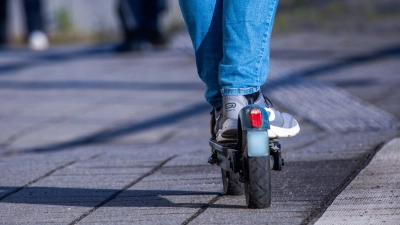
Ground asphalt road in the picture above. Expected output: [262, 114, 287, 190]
[0, 31, 399, 224]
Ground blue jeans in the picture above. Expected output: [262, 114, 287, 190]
[179, 0, 278, 108]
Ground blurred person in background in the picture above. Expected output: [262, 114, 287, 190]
[0, 0, 48, 50]
[115, 0, 167, 52]
[0, 0, 6, 47]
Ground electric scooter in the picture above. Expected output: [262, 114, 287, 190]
[208, 98, 284, 209]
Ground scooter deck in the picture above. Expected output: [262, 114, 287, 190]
[208, 139, 241, 173]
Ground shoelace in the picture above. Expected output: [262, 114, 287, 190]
[263, 94, 274, 108]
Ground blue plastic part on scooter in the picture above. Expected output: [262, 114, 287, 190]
[238, 104, 270, 157]
[247, 131, 269, 157]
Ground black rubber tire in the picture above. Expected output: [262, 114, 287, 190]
[221, 169, 244, 195]
[244, 156, 271, 209]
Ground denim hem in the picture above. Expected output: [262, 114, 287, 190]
[221, 87, 260, 96]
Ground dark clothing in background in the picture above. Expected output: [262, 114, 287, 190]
[23, 0, 44, 35]
[0, 0, 7, 44]
[0, 0, 45, 44]
[116, 0, 166, 51]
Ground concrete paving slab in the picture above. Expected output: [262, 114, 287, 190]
[0, 154, 73, 190]
[8, 123, 107, 149]
[0, 46, 207, 152]
[268, 33, 400, 134]
[0, 144, 177, 224]
[0, 29, 399, 224]
[315, 138, 400, 225]
[376, 87, 400, 120]
[283, 130, 398, 162]
[69, 104, 150, 122]
[0, 122, 41, 144]
[0, 101, 23, 117]
[76, 145, 220, 225]
[13, 102, 99, 118]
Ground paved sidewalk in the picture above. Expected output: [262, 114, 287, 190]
[0, 31, 399, 224]
[315, 138, 400, 225]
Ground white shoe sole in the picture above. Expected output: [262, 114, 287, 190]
[268, 123, 300, 139]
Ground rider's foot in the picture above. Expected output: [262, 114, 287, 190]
[215, 92, 300, 143]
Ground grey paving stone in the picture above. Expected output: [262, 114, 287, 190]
[0, 122, 41, 144]
[315, 138, 400, 225]
[76, 147, 220, 225]
[8, 123, 107, 149]
[283, 130, 398, 162]
[0, 144, 176, 224]
[0, 154, 70, 190]
[0, 30, 399, 225]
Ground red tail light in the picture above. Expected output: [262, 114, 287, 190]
[250, 108, 262, 128]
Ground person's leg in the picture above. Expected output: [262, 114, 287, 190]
[220, 0, 278, 96]
[179, 0, 223, 108]
[218, 0, 299, 141]
[115, 0, 140, 52]
[216, 0, 281, 141]
[127, 0, 147, 43]
[178, 0, 277, 107]
[179, 0, 299, 142]
[23, 0, 48, 50]
[23, 0, 44, 35]
[117, 0, 133, 42]
[0, 0, 7, 45]
[143, 0, 166, 45]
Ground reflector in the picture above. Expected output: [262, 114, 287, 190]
[250, 108, 262, 128]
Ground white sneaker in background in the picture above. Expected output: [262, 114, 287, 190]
[28, 31, 49, 51]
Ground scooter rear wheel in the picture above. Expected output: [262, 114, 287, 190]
[244, 154, 271, 209]
[221, 169, 244, 195]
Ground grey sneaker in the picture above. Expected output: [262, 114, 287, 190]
[215, 93, 300, 143]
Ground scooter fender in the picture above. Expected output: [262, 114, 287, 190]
[239, 105, 270, 157]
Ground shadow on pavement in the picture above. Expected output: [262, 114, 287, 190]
[332, 79, 376, 88]
[4, 101, 210, 155]
[0, 186, 223, 208]
[0, 186, 250, 209]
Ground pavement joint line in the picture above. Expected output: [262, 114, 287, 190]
[0, 160, 77, 202]
[181, 194, 222, 225]
[300, 141, 385, 225]
[68, 155, 177, 225]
